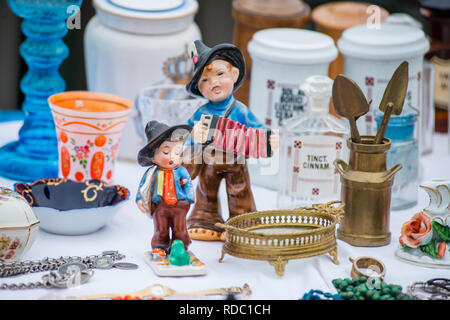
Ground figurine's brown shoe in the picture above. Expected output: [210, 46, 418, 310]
[186, 204, 225, 241]
[188, 228, 224, 241]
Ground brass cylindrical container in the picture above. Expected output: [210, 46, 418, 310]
[334, 136, 402, 247]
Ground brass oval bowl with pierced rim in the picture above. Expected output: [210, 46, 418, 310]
[216, 201, 344, 276]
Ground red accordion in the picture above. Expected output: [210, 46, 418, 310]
[200, 114, 273, 159]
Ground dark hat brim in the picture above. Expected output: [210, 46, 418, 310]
[186, 43, 246, 98]
[137, 124, 192, 167]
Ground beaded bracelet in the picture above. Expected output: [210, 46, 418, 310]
[332, 277, 415, 300]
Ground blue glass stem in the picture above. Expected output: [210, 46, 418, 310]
[0, 3, 73, 182]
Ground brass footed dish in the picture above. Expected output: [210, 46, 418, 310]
[216, 201, 344, 276]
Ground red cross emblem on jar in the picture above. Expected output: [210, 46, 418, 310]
[336, 141, 342, 150]
[267, 79, 275, 90]
[365, 76, 374, 86]
[294, 141, 302, 149]
[312, 188, 320, 195]
[293, 166, 299, 173]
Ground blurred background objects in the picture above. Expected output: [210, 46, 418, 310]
[0, 0, 424, 113]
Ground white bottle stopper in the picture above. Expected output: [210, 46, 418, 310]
[301, 75, 333, 113]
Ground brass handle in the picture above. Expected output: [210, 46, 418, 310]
[215, 223, 243, 232]
[333, 159, 349, 178]
[383, 164, 403, 181]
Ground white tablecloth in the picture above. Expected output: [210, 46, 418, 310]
[0, 121, 449, 300]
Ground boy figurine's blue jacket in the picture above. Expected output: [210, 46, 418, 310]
[185, 94, 266, 146]
[136, 165, 194, 214]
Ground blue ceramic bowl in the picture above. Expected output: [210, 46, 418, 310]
[14, 178, 129, 235]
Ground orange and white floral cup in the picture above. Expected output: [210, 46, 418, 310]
[48, 91, 133, 184]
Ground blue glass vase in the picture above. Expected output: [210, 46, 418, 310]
[0, 0, 82, 182]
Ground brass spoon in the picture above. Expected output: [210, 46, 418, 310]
[75, 283, 251, 300]
[332, 75, 370, 143]
[373, 61, 409, 144]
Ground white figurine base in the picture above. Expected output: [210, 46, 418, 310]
[144, 250, 207, 277]
[395, 246, 450, 269]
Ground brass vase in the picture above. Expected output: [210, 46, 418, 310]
[334, 136, 402, 246]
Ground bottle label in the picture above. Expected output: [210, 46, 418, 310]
[431, 56, 450, 110]
[287, 135, 346, 200]
[265, 79, 308, 128]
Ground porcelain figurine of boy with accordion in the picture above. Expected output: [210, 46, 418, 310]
[184, 40, 279, 241]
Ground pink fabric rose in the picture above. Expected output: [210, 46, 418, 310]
[399, 212, 433, 248]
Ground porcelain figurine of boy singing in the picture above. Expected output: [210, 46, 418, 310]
[184, 40, 279, 241]
[136, 121, 194, 255]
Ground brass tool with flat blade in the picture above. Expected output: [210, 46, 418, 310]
[332, 75, 370, 143]
[373, 61, 409, 144]
[75, 283, 251, 300]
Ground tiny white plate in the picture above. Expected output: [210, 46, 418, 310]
[144, 251, 207, 277]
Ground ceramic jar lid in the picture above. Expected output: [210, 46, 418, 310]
[312, 1, 389, 31]
[338, 23, 430, 60]
[93, 0, 198, 34]
[110, 0, 184, 11]
[233, 0, 311, 28]
[248, 28, 338, 65]
[0, 187, 39, 228]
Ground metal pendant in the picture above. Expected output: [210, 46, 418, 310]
[93, 256, 114, 269]
[45, 270, 94, 289]
[58, 262, 88, 276]
[112, 262, 139, 270]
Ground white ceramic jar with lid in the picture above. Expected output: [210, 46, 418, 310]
[0, 187, 39, 263]
[337, 23, 430, 137]
[247, 28, 337, 190]
[84, 0, 202, 162]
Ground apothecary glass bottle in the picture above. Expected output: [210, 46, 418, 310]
[277, 75, 349, 209]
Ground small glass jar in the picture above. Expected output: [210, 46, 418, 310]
[135, 84, 206, 144]
[375, 110, 419, 210]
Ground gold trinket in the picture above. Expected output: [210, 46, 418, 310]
[349, 256, 386, 280]
[216, 201, 343, 276]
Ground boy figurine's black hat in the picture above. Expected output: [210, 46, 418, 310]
[137, 120, 191, 167]
[185, 40, 246, 97]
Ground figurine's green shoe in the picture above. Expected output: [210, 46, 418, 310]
[169, 240, 191, 266]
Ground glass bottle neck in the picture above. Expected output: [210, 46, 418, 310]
[309, 97, 329, 115]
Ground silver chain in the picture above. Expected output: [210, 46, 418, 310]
[0, 251, 124, 290]
[408, 279, 450, 300]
